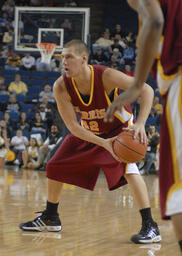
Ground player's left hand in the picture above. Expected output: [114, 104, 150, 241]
[123, 123, 148, 144]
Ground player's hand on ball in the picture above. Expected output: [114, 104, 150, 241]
[123, 123, 148, 144]
[103, 137, 121, 162]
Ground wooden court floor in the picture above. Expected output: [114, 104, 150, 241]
[0, 166, 180, 256]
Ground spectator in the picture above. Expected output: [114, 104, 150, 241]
[17, 112, 30, 132]
[125, 31, 136, 45]
[0, 12, 9, 28]
[35, 95, 56, 113]
[38, 104, 54, 130]
[3, 112, 14, 137]
[60, 18, 72, 31]
[0, 127, 9, 169]
[109, 38, 124, 55]
[111, 24, 127, 39]
[21, 53, 35, 71]
[5, 51, 21, 71]
[100, 27, 111, 38]
[36, 56, 51, 72]
[0, 76, 9, 95]
[29, 0, 41, 6]
[112, 48, 122, 62]
[22, 137, 39, 169]
[11, 129, 29, 166]
[30, 112, 47, 138]
[146, 107, 160, 126]
[106, 55, 121, 70]
[11, 19, 24, 34]
[5, 93, 21, 113]
[142, 126, 160, 175]
[153, 96, 163, 115]
[123, 44, 135, 65]
[90, 47, 109, 65]
[35, 124, 62, 170]
[93, 32, 113, 50]
[39, 84, 55, 103]
[60, 18, 73, 42]
[123, 65, 134, 76]
[2, 28, 13, 44]
[0, 46, 9, 59]
[64, 0, 77, 7]
[8, 74, 28, 95]
[1, 20, 11, 34]
[2, 0, 15, 19]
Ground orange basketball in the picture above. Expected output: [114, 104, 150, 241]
[113, 130, 147, 163]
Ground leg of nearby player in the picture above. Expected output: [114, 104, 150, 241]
[125, 173, 161, 244]
[171, 214, 182, 254]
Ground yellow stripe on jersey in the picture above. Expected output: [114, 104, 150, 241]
[71, 65, 94, 106]
[157, 60, 177, 81]
[166, 79, 181, 183]
[104, 89, 132, 123]
[179, 68, 182, 122]
[166, 71, 182, 204]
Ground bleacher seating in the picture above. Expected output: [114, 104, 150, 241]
[32, 70, 46, 79]
[0, 94, 9, 103]
[0, 111, 3, 119]
[9, 111, 19, 122]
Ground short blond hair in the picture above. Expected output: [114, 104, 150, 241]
[64, 39, 89, 56]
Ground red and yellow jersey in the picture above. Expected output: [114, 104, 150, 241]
[63, 65, 133, 135]
[137, 0, 182, 78]
[159, 0, 182, 76]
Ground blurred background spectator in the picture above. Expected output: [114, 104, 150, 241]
[0, 75, 9, 95]
[5, 51, 21, 71]
[39, 84, 55, 103]
[5, 93, 21, 113]
[22, 137, 39, 169]
[21, 53, 35, 71]
[11, 128, 29, 166]
[8, 73, 28, 95]
[35, 124, 62, 170]
[0, 126, 9, 169]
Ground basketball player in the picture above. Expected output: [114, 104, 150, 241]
[19, 40, 161, 244]
[105, 0, 182, 253]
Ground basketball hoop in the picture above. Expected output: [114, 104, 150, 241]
[36, 42, 57, 64]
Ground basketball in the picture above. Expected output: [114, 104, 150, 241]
[6, 151, 15, 162]
[113, 130, 147, 163]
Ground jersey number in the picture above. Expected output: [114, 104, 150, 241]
[81, 120, 99, 132]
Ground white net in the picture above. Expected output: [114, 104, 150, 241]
[36, 43, 57, 64]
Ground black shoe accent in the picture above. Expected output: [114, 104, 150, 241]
[131, 222, 162, 244]
[19, 210, 62, 232]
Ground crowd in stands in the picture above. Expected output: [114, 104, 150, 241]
[0, 0, 162, 174]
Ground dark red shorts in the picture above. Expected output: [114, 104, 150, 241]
[46, 127, 127, 191]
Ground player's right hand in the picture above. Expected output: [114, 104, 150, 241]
[103, 137, 121, 162]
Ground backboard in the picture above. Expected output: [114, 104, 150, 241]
[14, 6, 90, 52]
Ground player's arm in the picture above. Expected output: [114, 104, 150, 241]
[105, 0, 164, 121]
[103, 68, 154, 142]
[53, 77, 108, 147]
[128, 0, 164, 86]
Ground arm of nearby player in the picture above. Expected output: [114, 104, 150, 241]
[128, 0, 164, 86]
[53, 77, 120, 160]
[105, 0, 163, 121]
[103, 68, 154, 142]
